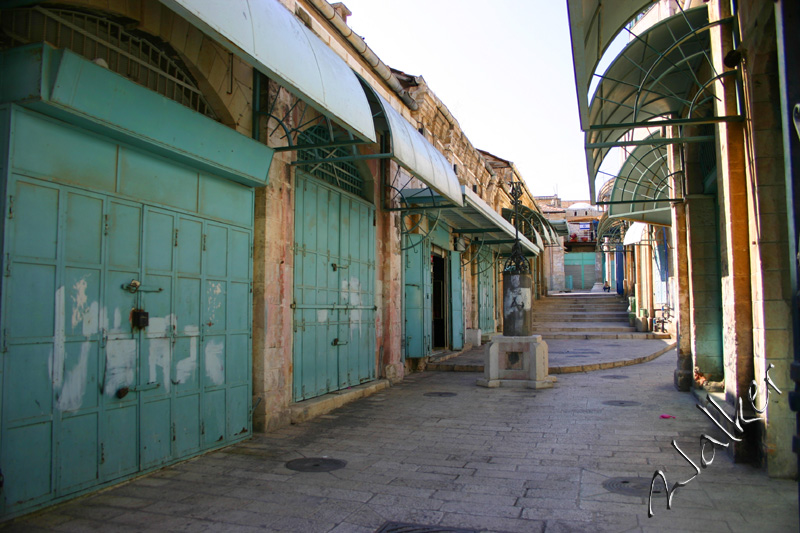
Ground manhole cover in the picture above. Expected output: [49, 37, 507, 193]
[284, 457, 346, 472]
[601, 375, 630, 379]
[602, 477, 656, 497]
[423, 392, 457, 397]
[602, 400, 641, 406]
[375, 522, 477, 533]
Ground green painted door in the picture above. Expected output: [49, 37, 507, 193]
[449, 252, 464, 350]
[478, 248, 495, 334]
[0, 174, 252, 518]
[293, 173, 375, 401]
[564, 252, 597, 290]
[404, 235, 432, 358]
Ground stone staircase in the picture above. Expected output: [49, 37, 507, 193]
[532, 293, 670, 340]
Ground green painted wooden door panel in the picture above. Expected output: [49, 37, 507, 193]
[404, 235, 431, 358]
[478, 248, 495, 334]
[0, 172, 252, 518]
[293, 173, 375, 401]
[450, 252, 464, 350]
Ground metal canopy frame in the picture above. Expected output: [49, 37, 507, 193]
[404, 187, 540, 257]
[604, 132, 676, 225]
[501, 208, 544, 250]
[568, 0, 656, 129]
[596, 215, 630, 251]
[581, 6, 742, 200]
[501, 205, 562, 248]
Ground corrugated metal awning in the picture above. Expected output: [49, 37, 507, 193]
[360, 82, 463, 207]
[607, 132, 673, 226]
[159, 0, 376, 143]
[623, 222, 648, 245]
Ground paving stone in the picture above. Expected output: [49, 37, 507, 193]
[7, 345, 798, 532]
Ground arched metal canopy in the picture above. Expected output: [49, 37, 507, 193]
[502, 205, 562, 247]
[359, 81, 463, 207]
[596, 215, 629, 250]
[501, 208, 545, 250]
[567, 0, 655, 128]
[579, 6, 740, 200]
[607, 132, 674, 226]
[160, 0, 376, 143]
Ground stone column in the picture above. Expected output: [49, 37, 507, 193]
[710, 0, 754, 403]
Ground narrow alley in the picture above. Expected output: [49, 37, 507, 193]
[3, 336, 796, 532]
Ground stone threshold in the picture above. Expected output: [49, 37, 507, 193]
[289, 379, 391, 424]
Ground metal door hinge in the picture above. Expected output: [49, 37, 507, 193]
[202, 234, 207, 251]
[7, 195, 13, 219]
[4, 254, 10, 277]
[200, 421, 205, 435]
[171, 423, 176, 442]
[100, 444, 105, 464]
[174, 229, 179, 247]
[104, 215, 109, 236]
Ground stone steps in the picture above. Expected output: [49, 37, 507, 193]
[532, 324, 636, 333]
[532, 314, 630, 322]
[540, 332, 671, 340]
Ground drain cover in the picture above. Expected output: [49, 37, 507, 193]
[602, 477, 656, 497]
[375, 522, 477, 533]
[601, 375, 630, 379]
[602, 400, 641, 406]
[423, 392, 457, 397]
[284, 457, 346, 472]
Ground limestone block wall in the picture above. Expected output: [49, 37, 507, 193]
[685, 197, 724, 380]
[737, 1, 794, 477]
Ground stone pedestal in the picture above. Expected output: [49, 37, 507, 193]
[476, 335, 556, 389]
[465, 328, 482, 347]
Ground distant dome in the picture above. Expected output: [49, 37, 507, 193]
[568, 202, 593, 210]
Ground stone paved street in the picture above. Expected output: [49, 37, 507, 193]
[3, 344, 797, 532]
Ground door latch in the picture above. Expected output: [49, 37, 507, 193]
[331, 338, 348, 347]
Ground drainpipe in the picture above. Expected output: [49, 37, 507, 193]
[306, 0, 418, 111]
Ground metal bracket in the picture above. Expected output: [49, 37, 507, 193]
[332, 338, 348, 347]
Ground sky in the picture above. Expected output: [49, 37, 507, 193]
[340, 0, 593, 200]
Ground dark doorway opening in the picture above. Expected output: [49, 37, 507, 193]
[432, 253, 447, 349]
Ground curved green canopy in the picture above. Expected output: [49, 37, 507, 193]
[607, 132, 673, 226]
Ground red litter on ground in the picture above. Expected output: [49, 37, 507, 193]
[660, 414, 676, 419]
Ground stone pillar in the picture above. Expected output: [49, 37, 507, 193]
[503, 272, 532, 336]
[709, 0, 754, 404]
[686, 196, 724, 381]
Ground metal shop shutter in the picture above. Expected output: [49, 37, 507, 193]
[0, 175, 252, 518]
[293, 172, 376, 401]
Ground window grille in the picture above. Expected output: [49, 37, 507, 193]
[0, 6, 217, 120]
[297, 125, 366, 198]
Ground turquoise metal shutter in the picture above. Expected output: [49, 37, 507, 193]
[293, 173, 375, 400]
[0, 179, 252, 518]
[449, 252, 464, 350]
[404, 234, 432, 358]
[478, 248, 495, 334]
